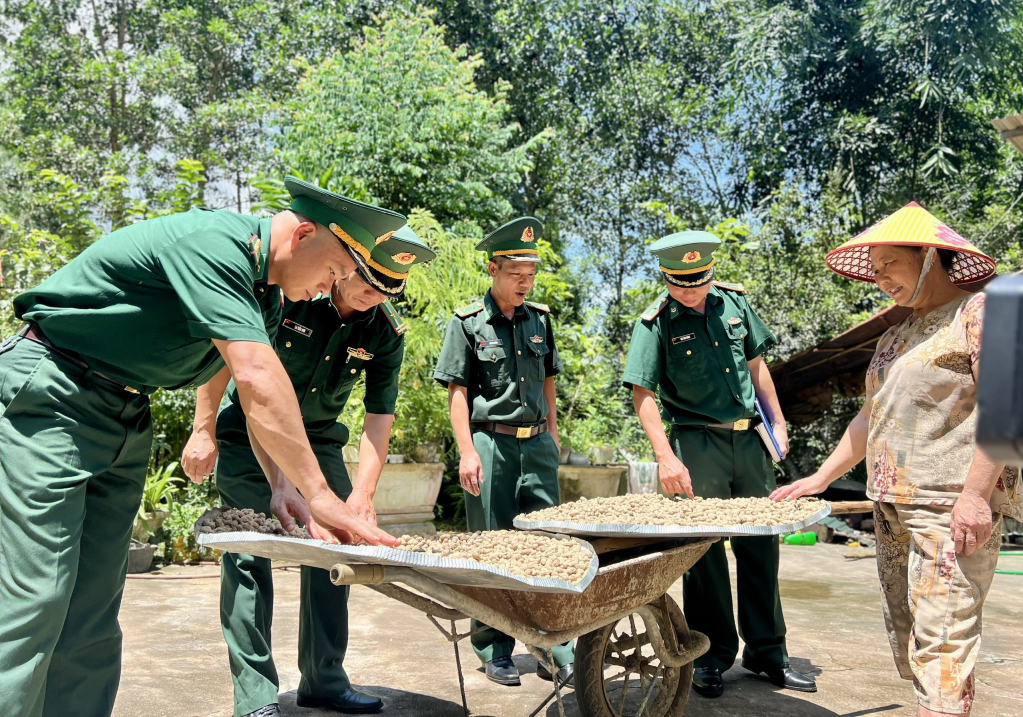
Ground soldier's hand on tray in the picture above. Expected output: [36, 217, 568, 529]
[270, 481, 331, 540]
[308, 490, 401, 547]
[459, 450, 485, 497]
[656, 450, 694, 498]
[182, 427, 219, 484]
[347, 489, 377, 526]
[770, 472, 829, 501]
[951, 489, 994, 556]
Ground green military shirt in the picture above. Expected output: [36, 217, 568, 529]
[220, 294, 405, 446]
[14, 208, 281, 393]
[621, 284, 776, 426]
[433, 290, 562, 425]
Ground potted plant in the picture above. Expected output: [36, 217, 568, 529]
[133, 462, 180, 542]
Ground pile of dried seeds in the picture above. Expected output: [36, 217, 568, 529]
[396, 531, 592, 583]
[518, 494, 825, 528]
[197, 507, 312, 540]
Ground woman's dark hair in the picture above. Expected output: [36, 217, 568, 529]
[920, 246, 956, 273]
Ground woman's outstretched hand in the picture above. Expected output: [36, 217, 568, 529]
[771, 472, 831, 501]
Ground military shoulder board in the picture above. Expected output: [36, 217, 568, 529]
[455, 300, 485, 318]
[641, 293, 670, 322]
[381, 300, 407, 336]
[524, 300, 550, 313]
[713, 281, 746, 293]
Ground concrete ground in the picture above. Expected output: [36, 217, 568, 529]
[114, 542, 1023, 717]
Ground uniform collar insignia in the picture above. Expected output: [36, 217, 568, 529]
[249, 234, 263, 275]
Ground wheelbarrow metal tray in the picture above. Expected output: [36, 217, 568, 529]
[448, 538, 716, 632]
[513, 502, 832, 538]
[195, 529, 598, 594]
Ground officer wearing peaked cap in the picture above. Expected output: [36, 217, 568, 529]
[433, 217, 574, 687]
[621, 231, 817, 698]
[180, 192, 433, 716]
[0, 175, 401, 717]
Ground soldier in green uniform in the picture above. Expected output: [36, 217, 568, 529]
[182, 218, 433, 717]
[433, 217, 573, 687]
[621, 231, 816, 698]
[0, 177, 400, 717]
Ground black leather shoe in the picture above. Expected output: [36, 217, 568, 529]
[244, 706, 282, 717]
[296, 688, 384, 713]
[537, 661, 574, 686]
[692, 667, 724, 698]
[742, 659, 817, 692]
[485, 655, 521, 686]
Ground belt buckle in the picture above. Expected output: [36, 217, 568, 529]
[733, 418, 750, 431]
[516, 426, 532, 439]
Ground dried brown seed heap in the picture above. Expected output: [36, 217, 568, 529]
[198, 507, 312, 540]
[518, 494, 824, 528]
[396, 531, 592, 584]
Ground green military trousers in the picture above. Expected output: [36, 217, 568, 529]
[670, 425, 787, 671]
[215, 416, 353, 717]
[0, 338, 153, 717]
[464, 429, 573, 668]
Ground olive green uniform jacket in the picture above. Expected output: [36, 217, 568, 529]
[216, 295, 404, 716]
[622, 283, 790, 671]
[0, 209, 281, 717]
[433, 290, 572, 667]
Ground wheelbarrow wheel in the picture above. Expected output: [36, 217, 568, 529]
[574, 595, 694, 717]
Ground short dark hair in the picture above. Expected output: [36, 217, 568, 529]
[921, 246, 956, 273]
[490, 256, 509, 269]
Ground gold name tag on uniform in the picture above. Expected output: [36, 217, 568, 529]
[347, 347, 374, 361]
[283, 319, 313, 337]
[671, 334, 695, 344]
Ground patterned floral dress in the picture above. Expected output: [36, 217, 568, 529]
[864, 292, 1019, 713]
[864, 293, 1021, 518]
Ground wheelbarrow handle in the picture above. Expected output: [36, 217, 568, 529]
[329, 563, 388, 585]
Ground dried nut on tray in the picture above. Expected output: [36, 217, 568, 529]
[396, 531, 592, 584]
[198, 507, 312, 540]
[518, 494, 825, 527]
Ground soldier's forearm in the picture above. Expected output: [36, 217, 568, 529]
[192, 366, 231, 434]
[215, 339, 331, 501]
[542, 377, 559, 444]
[448, 384, 477, 457]
[352, 413, 394, 497]
[633, 386, 673, 458]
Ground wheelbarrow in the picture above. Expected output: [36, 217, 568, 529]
[327, 536, 716, 717]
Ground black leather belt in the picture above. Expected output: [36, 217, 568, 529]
[19, 323, 142, 395]
[470, 420, 548, 439]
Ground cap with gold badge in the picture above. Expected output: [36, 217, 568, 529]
[476, 217, 544, 263]
[649, 230, 721, 287]
[285, 176, 436, 295]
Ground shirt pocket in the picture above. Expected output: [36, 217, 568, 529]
[278, 331, 316, 369]
[666, 339, 711, 384]
[476, 345, 509, 388]
[326, 350, 367, 397]
[526, 341, 549, 380]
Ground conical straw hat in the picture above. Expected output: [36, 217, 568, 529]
[825, 202, 996, 284]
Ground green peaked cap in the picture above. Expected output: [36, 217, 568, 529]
[649, 230, 721, 288]
[476, 216, 544, 263]
[285, 176, 435, 296]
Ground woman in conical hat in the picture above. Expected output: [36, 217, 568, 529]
[773, 202, 1020, 717]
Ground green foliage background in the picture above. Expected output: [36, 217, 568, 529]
[1, 0, 1021, 530]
